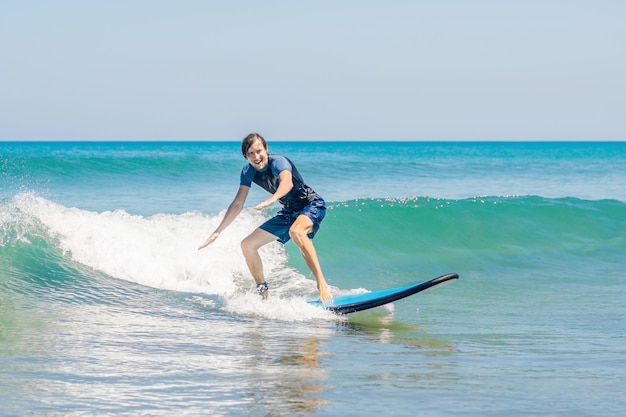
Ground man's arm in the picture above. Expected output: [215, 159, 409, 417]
[198, 185, 250, 249]
[254, 170, 293, 210]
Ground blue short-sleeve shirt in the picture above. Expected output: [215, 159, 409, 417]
[240, 154, 320, 213]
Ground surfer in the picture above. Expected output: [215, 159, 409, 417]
[198, 133, 332, 302]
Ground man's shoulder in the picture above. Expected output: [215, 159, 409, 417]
[241, 162, 254, 175]
[269, 154, 292, 171]
[240, 163, 255, 185]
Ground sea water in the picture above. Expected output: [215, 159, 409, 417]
[1, 141, 625, 416]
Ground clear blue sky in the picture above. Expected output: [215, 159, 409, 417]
[1, 1, 624, 141]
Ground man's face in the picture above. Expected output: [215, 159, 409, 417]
[245, 139, 269, 171]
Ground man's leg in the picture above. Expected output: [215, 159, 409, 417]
[289, 215, 332, 302]
[241, 228, 278, 298]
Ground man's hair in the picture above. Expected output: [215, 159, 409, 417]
[241, 133, 267, 157]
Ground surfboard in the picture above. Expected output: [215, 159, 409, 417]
[308, 273, 458, 315]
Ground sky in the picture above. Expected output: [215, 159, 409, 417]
[1, 1, 624, 141]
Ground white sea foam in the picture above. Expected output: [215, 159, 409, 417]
[13, 193, 341, 320]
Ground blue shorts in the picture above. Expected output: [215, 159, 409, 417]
[259, 198, 326, 244]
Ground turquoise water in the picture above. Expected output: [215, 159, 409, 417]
[1, 141, 625, 416]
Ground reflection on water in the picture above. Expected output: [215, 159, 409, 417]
[273, 336, 332, 415]
[343, 309, 457, 354]
[243, 321, 332, 416]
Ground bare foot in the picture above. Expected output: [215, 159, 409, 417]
[318, 285, 332, 302]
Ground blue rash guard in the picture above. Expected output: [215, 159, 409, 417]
[241, 154, 326, 244]
[240, 154, 320, 213]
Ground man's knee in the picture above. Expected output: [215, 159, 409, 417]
[289, 224, 306, 243]
[241, 236, 254, 255]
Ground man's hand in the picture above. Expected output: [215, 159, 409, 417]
[198, 232, 220, 250]
[254, 198, 276, 211]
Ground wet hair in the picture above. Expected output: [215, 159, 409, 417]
[241, 133, 268, 158]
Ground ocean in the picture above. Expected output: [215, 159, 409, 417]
[1, 141, 625, 416]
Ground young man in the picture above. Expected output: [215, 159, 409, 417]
[198, 133, 332, 302]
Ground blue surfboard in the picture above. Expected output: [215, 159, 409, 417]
[308, 273, 458, 315]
